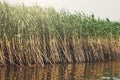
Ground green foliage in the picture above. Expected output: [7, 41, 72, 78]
[0, 2, 120, 40]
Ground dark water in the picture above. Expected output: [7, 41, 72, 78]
[0, 62, 120, 80]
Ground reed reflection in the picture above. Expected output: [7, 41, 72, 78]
[0, 62, 120, 80]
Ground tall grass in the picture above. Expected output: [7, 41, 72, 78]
[0, 2, 120, 67]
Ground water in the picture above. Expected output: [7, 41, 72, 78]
[0, 62, 120, 80]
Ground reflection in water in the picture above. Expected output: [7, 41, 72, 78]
[0, 62, 120, 80]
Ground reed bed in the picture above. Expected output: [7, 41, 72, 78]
[0, 2, 120, 66]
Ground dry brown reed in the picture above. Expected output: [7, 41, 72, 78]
[0, 37, 120, 67]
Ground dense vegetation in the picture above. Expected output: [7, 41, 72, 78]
[0, 2, 120, 67]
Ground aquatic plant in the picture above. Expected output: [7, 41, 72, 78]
[0, 2, 120, 67]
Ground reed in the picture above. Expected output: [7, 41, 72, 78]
[0, 2, 120, 67]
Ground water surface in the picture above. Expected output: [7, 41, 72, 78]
[0, 62, 120, 80]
